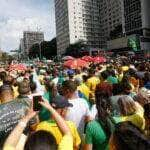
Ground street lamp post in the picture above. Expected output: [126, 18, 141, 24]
[38, 41, 43, 60]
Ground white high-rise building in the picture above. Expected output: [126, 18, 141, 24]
[55, 0, 104, 55]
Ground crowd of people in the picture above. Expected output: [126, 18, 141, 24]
[0, 57, 150, 150]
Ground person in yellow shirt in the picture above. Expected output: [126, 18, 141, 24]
[121, 66, 129, 72]
[114, 96, 145, 130]
[3, 99, 74, 150]
[75, 78, 91, 100]
[117, 67, 124, 82]
[86, 69, 100, 102]
[36, 95, 81, 150]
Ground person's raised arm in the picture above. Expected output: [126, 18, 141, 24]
[32, 68, 45, 94]
[39, 100, 71, 135]
[3, 109, 37, 149]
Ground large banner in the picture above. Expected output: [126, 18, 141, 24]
[127, 36, 140, 51]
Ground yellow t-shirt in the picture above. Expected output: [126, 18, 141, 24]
[58, 134, 73, 150]
[115, 113, 145, 130]
[86, 77, 100, 92]
[3, 135, 73, 150]
[118, 73, 123, 82]
[122, 114, 145, 130]
[122, 66, 129, 72]
[12, 86, 19, 98]
[77, 83, 91, 99]
[36, 120, 81, 147]
[3, 145, 15, 150]
[86, 76, 100, 100]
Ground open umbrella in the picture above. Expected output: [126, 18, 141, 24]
[64, 59, 88, 69]
[62, 56, 74, 61]
[92, 56, 106, 63]
[81, 56, 93, 62]
[9, 64, 27, 71]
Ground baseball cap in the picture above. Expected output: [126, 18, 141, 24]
[67, 69, 74, 75]
[51, 95, 73, 109]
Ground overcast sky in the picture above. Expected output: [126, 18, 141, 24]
[0, 0, 56, 52]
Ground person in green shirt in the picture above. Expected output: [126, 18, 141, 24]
[39, 81, 54, 121]
[84, 84, 119, 150]
[39, 91, 52, 121]
[106, 69, 118, 84]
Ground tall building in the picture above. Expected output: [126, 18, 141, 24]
[107, 0, 150, 54]
[23, 31, 44, 54]
[19, 38, 24, 53]
[100, 0, 123, 41]
[123, 0, 150, 37]
[123, 0, 150, 52]
[55, 0, 104, 55]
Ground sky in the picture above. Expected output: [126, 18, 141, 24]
[0, 0, 56, 52]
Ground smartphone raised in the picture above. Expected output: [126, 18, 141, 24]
[33, 95, 43, 111]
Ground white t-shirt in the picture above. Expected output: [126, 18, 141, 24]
[66, 98, 90, 135]
[89, 104, 98, 119]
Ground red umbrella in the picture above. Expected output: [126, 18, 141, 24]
[62, 56, 74, 61]
[64, 59, 88, 69]
[9, 64, 27, 71]
[81, 56, 93, 62]
[92, 56, 106, 63]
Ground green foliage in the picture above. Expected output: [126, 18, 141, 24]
[29, 38, 57, 59]
[65, 40, 87, 57]
[0, 52, 13, 62]
[110, 25, 123, 40]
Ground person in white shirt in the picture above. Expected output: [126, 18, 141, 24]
[61, 80, 91, 136]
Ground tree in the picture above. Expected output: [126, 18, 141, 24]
[29, 38, 57, 59]
[110, 25, 123, 40]
[65, 40, 87, 57]
[41, 38, 57, 59]
[0, 52, 13, 62]
[29, 43, 39, 58]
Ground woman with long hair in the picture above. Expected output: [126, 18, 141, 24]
[115, 95, 145, 130]
[109, 122, 150, 150]
[84, 83, 116, 150]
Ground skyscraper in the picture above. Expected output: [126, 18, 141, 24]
[123, 0, 150, 52]
[23, 31, 44, 55]
[100, 0, 123, 40]
[123, 0, 150, 37]
[55, 0, 104, 55]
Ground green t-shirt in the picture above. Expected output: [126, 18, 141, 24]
[85, 118, 119, 150]
[107, 76, 118, 84]
[39, 92, 52, 121]
[85, 120, 109, 150]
